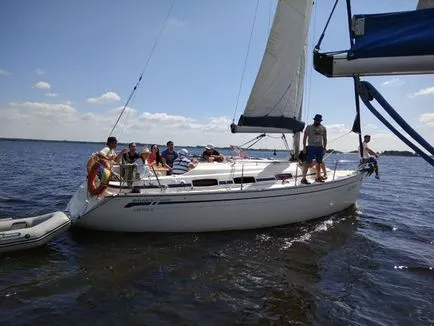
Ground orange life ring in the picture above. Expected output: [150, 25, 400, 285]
[86, 155, 97, 174]
[87, 157, 111, 197]
[86, 155, 110, 174]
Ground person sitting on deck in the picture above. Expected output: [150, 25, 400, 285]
[202, 143, 224, 162]
[121, 142, 140, 186]
[161, 140, 178, 175]
[137, 147, 153, 178]
[172, 149, 197, 175]
[122, 142, 140, 164]
[147, 144, 162, 167]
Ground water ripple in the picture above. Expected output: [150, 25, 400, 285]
[0, 141, 433, 325]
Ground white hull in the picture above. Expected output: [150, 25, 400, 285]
[67, 161, 363, 232]
[0, 211, 71, 253]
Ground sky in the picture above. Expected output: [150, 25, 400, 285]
[0, 0, 433, 152]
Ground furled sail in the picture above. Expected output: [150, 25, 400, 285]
[231, 0, 313, 134]
[314, 6, 434, 77]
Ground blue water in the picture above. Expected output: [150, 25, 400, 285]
[0, 139, 433, 325]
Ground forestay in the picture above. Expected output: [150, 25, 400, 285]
[231, 0, 313, 134]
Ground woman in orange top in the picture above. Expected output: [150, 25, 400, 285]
[147, 144, 161, 167]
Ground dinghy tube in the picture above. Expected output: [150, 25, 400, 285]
[0, 211, 71, 254]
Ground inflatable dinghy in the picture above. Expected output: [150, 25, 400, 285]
[0, 211, 71, 254]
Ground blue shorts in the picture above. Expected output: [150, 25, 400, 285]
[306, 146, 324, 164]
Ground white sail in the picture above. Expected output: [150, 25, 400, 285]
[232, 0, 313, 134]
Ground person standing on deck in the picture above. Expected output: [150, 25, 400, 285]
[98, 137, 127, 166]
[300, 114, 327, 184]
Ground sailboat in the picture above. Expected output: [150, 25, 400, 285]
[65, 0, 365, 233]
[58, 1, 434, 233]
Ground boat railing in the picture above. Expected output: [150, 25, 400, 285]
[116, 163, 140, 191]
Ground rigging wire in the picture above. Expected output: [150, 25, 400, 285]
[119, 94, 136, 135]
[328, 130, 352, 144]
[304, 0, 317, 122]
[314, 0, 339, 51]
[268, 0, 274, 33]
[108, 0, 177, 138]
[232, 0, 260, 123]
[344, 0, 364, 157]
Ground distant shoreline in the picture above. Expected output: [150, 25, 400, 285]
[0, 137, 419, 155]
[0, 137, 277, 151]
[349, 150, 418, 157]
[0, 137, 105, 145]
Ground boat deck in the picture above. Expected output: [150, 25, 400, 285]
[106, 162, 357, 196]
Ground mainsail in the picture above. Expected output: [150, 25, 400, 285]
[231, 0, 313, 134]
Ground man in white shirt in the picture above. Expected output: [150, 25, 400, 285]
[359, 135, 380, 179]
[98, 137, 127, 166]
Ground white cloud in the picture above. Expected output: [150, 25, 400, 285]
[381, 77, 404, 87]
[418, 112, 434, 127]
[33, 81, 51, 89]
[110, 106, 137, 115]
[325, 123, 348, 133]
[139, 112, 194, 123]
[45, 92, 59, 97]
[35, 68, 45, 75]
[0, 69, 11, 75]
[409, 86, 434, 97]
[87, 92, 120, 104]
[0, 103, 432, 153]
[81, 112, 96, 121]
[364, 123, 379, 130]
[168, 18, 188, 27]
[9, 101, 76, 114]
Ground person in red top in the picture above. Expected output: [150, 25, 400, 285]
[147, 144, 161, 166]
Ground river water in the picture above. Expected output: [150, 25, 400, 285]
[0, 139, 433, 325]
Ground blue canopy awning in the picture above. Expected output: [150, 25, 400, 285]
[349, 8, 434, 60]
